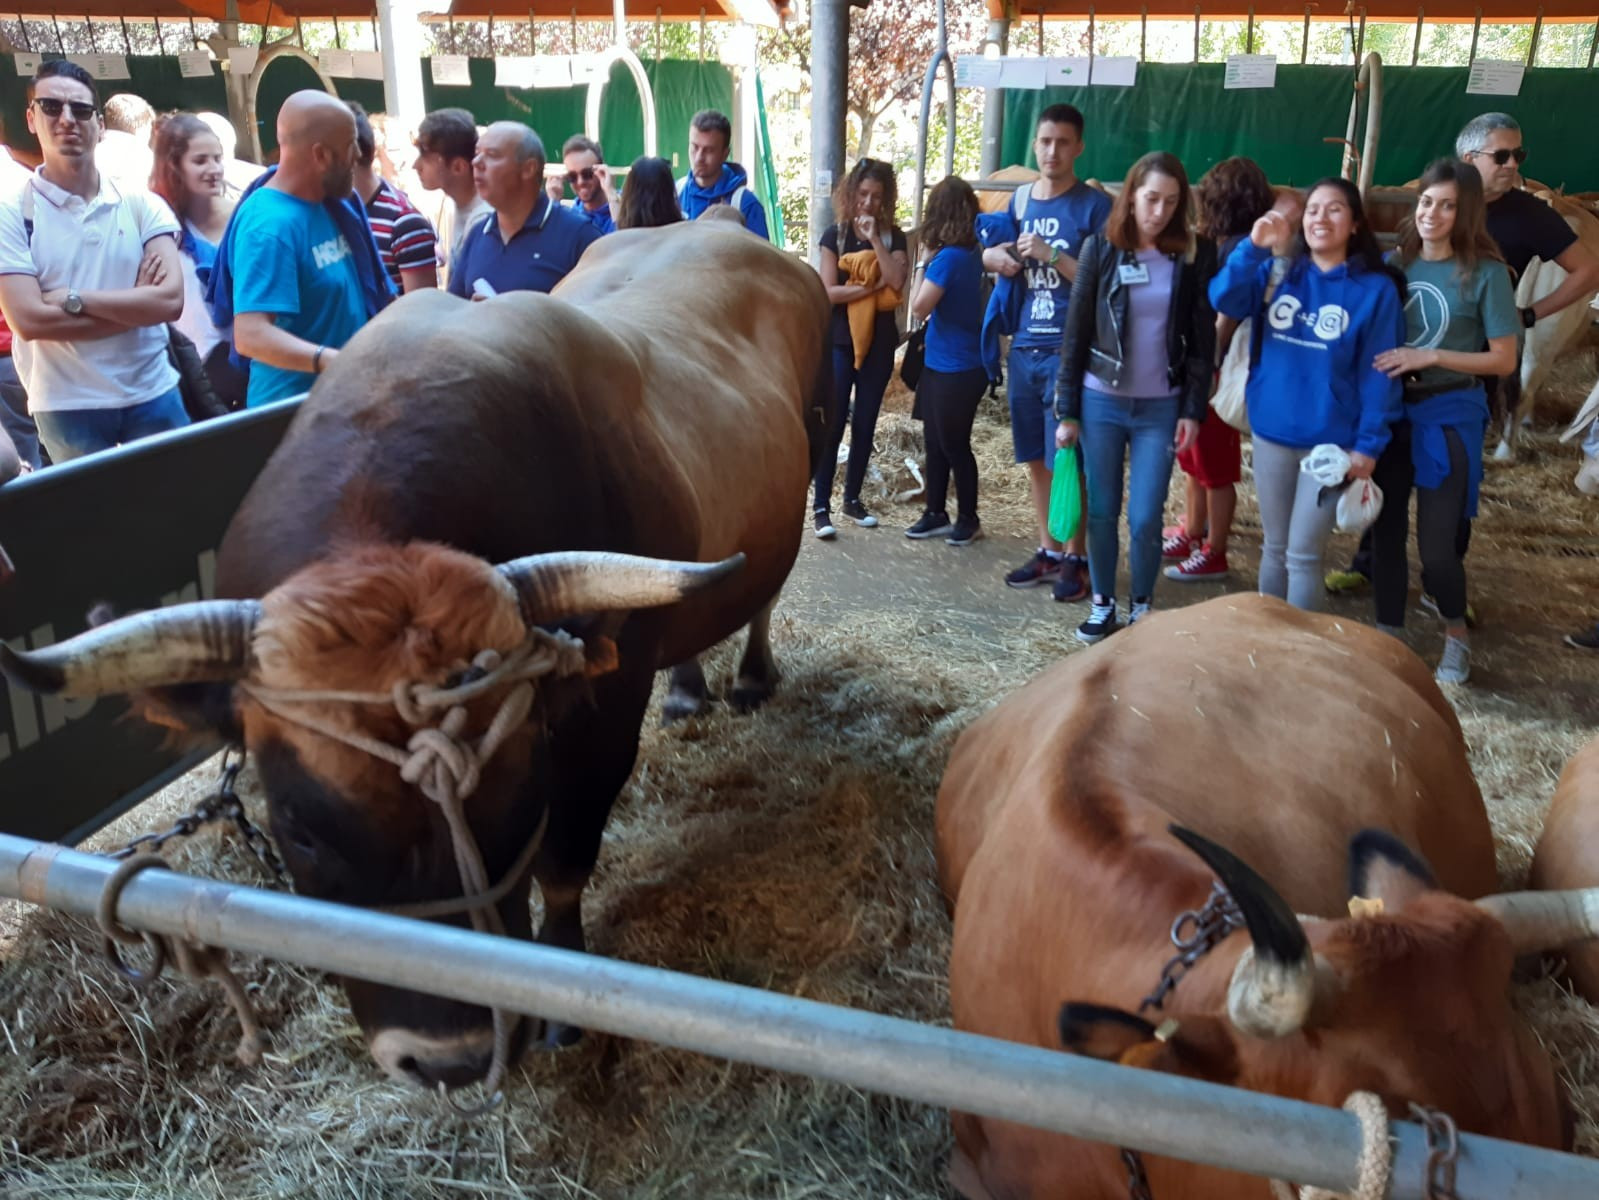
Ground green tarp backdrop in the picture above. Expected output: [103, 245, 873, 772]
[0, 54, 733, 181]
[1001, 64, 1599, 193]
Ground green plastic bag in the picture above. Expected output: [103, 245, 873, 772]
[1048, 444, 1082, 544]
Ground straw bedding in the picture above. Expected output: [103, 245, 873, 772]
[1, 365, 1596, 1198]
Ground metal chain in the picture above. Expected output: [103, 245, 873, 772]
[112, 749, 289, 887]
[1121, 1148, 1155, 1200]
[1138, 881, 1246, 1015]
[1409, 1104, 1460, 1200]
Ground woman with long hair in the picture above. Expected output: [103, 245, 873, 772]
[1163, 155, 1277, 583]
[1209, 175, 1405, 612]
[904, 176, 989, 546]
[1370, 158, 1517, 684]
[811, 157, 909, 539]
[616, 157, 684, 230]
[1053, 151, 1217, 643]
[151, 112, 245, 409]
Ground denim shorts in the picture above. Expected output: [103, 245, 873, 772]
[1007, 344, 1060, 465]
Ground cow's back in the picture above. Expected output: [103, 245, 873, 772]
[1530, 735, 1599, 1003]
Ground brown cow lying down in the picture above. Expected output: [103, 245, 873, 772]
[1531, 735, 1599, 1005]
[936, 594, 1597, 1199]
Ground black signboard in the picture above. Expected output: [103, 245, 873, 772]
[0, 402, 297, 844]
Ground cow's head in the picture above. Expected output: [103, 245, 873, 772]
[1058, 827, 1590, 1153]
[1, 542, 742, 1089]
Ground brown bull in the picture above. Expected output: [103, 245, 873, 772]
[1531, 735, 1599, 1005]
[936, 594, 1596, 1199]
[0, 221, 834, 1091]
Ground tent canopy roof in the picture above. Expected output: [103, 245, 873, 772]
[994, 0, 1597, 21]
[28, 0, 786, 23]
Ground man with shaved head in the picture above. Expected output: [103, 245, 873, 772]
[224, 90, 391, 407]
[446, 120, 599, 298]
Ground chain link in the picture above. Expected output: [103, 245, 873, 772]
[1409, 1104, 1460, 1200]
[111, 749, 289, 887]
[1121, 1148, 1155, 1200]
[1138, 881, 1246, 1015]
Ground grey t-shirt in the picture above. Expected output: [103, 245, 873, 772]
[1396, 254, 1518, 392]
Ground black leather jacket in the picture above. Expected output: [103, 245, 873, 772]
[1053, 233, 1219, 425]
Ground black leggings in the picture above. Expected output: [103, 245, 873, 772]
[814, 337, 895, 511]
[918, 365, 987, 521]
[1371, 422, 1471, 627]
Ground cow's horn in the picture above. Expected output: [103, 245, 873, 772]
[496, 551, 746, 625]
[1169, 825, 1317, 1039]
[1476, 889, 1599, 956]
[0, 601, 260, 698]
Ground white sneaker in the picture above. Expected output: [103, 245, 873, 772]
[1576, 455, 1599, 497]
[1128, 599, 1153, 625]
[1435, 637, 1470, 685]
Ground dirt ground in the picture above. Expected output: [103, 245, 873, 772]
[0, 378, 1595, 1199]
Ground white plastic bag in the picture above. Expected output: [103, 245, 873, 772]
[1300, 443, 1351, 488]
[1210, 318, 1251, 433]
[1336, 477, 1383, 534]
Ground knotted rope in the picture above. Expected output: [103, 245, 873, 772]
[1269, 1090, 1394, 1200]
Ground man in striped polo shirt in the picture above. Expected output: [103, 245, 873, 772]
[350, 103, 438, 294]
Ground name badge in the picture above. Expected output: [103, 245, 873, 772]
[1118, 262, 1150, 286]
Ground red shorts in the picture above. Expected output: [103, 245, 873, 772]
[1177, 415, 1242, 488]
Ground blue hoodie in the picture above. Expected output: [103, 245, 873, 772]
[976, 210, 1022, 382]
[677, 162, 769, 241]
[1209, 238, 1404, 459]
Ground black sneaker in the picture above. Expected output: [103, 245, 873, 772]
[946, 517, 983, 546]
[1052, 555, 1089, 603]
[1005, 549, 1064, 589]
[905, 510, 954, 539]
[1565, 622, 1599, 650]
[841, 498, 878, 528]
[813, 510, 837, 540]
[1076, 596, 1120, 644]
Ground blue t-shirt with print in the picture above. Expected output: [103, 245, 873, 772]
[924, 245, 984, 373]
[1012, 181, 1113, 350]
[231, 188, 368, 407]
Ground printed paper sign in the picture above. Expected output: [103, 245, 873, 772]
[1090, 56, 1138, 87]
[1466, 59, 1524, 96]
[227, 46, 259, 76]
[998, 57, 1047, 90]
[1225, 54, 1277, 89]
[352, 51, 385, 81]
[177, 49, 214, 78]
[531, 55, 573, 89]
[494, 56, 538, 89]
[569, 53, 602, 85]
[69, 54, 131, 81]
[813, 168, 833, 198]
[954, 55, 1002, 89]
[13, 53, 41, 76]
[319, 50, 355, 78]
[429, 54, 471, 87]
[1045, 56, 1089, 87]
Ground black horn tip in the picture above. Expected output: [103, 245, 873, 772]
[0, 642, 66, 694]
[1168, 824, 1310, 965]
[706, 552, 746, 581]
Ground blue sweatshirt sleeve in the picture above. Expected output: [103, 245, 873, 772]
[1352, 279, 1405, 459]
[1208, 237, 1272, 321]
[742, 192, 770, 242]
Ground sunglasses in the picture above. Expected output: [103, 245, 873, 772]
[1470, 146, 1528, 167]
[566, 166, 597, 186]
[31, 97, 98, 123]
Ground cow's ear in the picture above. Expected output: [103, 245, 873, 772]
[127, 681, 243, 747]
[1348, 829, 1436, 915]
[1059, 1003, 1241, 1083]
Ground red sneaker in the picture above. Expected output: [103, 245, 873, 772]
[1164, 544, 1229, 582]
[1161, 529, 1199, 561]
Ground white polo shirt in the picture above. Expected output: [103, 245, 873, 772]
[0, 170, 180, 412]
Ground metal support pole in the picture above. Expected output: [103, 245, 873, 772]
[118, 15, 132, 55]
[372, 14, 379, 52]
[654, 7, 662, 61]
[528, 11, 535, 54]
[188, 14, 198, 50]
[3, 836, 1597, 1200]
[1246, 5, 1254, 54]
[1355, 8, 1366, 62]
[15, 13, 29, 52]
[1410, 7, 1422, 67]
[1193, 4, 1200, 63]
[1140, 7, 1147, 62]
[376, 0, 427, 141]
[1087, 6, 1096, 67]
[698, 5, 705, 60]
[487, 14, 495, 55]
[912, 0, 955, 230]
[295, 15, 304, 46]
[1301, 6, 1310, 63]
[809, 0, 847, 263]
[1527, 6, 1543, 66]
[50, 14, 62, 52]
[1034, 10, 1041, 51]
[979, 14, 1011, 178]
[1468, 8, 1481, 66]
[154, 15, 166, 55]
[333, 14, 343, 49]
[569, 7, 576, 52]
[86, 16, 98, 52]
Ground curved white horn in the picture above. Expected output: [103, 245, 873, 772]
[1477, 890, 1599, 956]
[496, 551, 745, 625]
[0, 601, 260, 697]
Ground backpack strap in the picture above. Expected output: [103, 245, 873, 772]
[1012, 182, 1030, 225]
[1249, 256, 1292, 370]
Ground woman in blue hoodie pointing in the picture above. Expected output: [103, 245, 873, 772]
[1209, 176, 1405, 612]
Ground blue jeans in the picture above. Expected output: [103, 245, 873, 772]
[33, 386, 191, 464]
[0, 356, 40, 470]
[815, 338, 894, 510]
[1080, 387, 1178, 601]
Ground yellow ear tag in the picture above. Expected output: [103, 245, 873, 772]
[1153, 1019, 1180, 1044]
[1348, 895, 1385, 920]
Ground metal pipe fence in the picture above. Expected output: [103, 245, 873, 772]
[3, 833, 1597, 1199]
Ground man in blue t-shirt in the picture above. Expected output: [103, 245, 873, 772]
[448, 122, 600, 299]
[983, 104, 1112, 602]
[232, 92, 371, 407]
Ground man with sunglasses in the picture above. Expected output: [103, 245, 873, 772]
[547, 135, 616, 236]
[0, 61, 187, 463]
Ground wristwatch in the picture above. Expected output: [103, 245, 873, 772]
[62, 290, 84, 316]
[1520, 306, 1537, 328]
